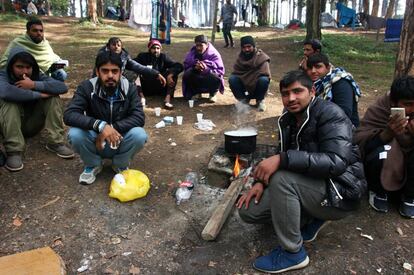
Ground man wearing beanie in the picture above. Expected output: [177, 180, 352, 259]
[134, 39, 184, 109]
[182, 35, 225, 102]
[229, 36, 271, 111]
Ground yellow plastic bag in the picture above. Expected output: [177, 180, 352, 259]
[109, 169, 150, 202]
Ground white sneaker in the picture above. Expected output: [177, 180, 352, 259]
[79, 166, 103, 185]
[257, 101, 266, 112]
[209, 94, 217, 103]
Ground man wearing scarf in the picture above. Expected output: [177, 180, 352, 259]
[0, 18, 68, 82]
[182, 35, 225, 102]
[306, 53, 361, 127]
[354, 76, 414, 218]
[134, 39, 184, 109]
[229, 36, 271, 111]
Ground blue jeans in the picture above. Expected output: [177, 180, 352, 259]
[229, 75, 270, 101]
[68, 127, 147, 168]
[51, 69, 68, 82]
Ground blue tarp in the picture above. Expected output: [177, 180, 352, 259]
[336, 3, 356, 30]
[384, 19, 403, 42]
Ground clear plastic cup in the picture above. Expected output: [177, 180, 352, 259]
[155, 107, 161, 116]
[196, 113, 203, 122]
[155, 121, 166, 128]
[176, 116, 183, 125]
[188, 100, 194, 108]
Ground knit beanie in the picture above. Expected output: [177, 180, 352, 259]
[194, 35, 208, 44]
[148, 39, 162, 49]
[240, 36, 255, 47]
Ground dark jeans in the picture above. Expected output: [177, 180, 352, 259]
[222, 22, 234, 46]
[229, 75, 270, 101]
[140, 73, 178, 98]
[182, 69, 221, 99]
[364, 145, 414, 197]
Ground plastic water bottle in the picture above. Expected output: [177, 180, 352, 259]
[175, 172, 198, 205]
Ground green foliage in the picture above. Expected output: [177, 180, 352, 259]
[0, 13, 27, 22]
[50, 0, 70, 16]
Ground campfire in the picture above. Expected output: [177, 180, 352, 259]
[233, 155, 240, 178]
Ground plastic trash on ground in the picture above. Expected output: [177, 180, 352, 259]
[109, 169, 150, 202]
[194, 119, 216, 131]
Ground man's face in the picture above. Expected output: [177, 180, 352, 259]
[96, 62, 121, 89]
[150, 45, 161, 57]
[397, 99, 414, 118]
[12, 60, 32, 80]
[303, 44, 315, 57]
[195, 42, 208, 55]
[27, 24, 44, 44]
[242, 44, 254, 54]
[281, 81, 314, 114]
[306, 62, 330, 81]
[109, 41, 122, 54]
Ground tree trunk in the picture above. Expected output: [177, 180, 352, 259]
[394, 0, 414, 78]
[306, 0, 321, 40]
[394, 0, 399, 16]
[211, 0, 219, 43]
[97, 0, 104, 17]
[257, 0, 269, 26]
[320, 0, 327, 12]
[80, 0, 84, 18]
[45, 0, 52, 15]
[88, 0, 98, 24]
[371, 0, 379, 16]
[363, 0, 369, 14]
[358, 0, 363, 12]
[381, 0, 388, 16]
[385, 0, 395, 18]
[297, 0, 304, 21]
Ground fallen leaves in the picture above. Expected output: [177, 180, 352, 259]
[129, 265, 140, 274]
[12, 216, 22, 227]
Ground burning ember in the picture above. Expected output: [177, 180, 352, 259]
[233, 155, 241, 177]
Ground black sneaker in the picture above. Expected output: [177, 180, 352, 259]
[46, 143, 75, 159]
[369, 191, 389, 213]
[399, 196, 414, 219]
[5, 152, 24, 172]
[301, 219, 330, 243]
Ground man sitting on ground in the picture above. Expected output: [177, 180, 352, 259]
[134, 39, 184, 109]
[306, 53, 361, 127]
[354, 76, 414, 218]
[182, 35, 225, 102]
[0, 47, 73, 172]
[64, 51, 147, 185]
[229, 36, 270, 112]
[299, 38, 321, 70]
[237, 70, 366, 273]
[0, 18, 68, 81]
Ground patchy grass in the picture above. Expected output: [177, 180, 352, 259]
[0, 13, 27, 23]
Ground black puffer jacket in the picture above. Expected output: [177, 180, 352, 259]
[63, 76, 144, 134]
[278, 97, 366, 210]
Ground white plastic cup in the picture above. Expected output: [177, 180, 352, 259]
[155, 121, 166, 128]
[176, 116, 183, 125]
[196, 113, 203, 122]
[141, 98, 146, 107]
[155, 107, 161, 117]
[188, 100, 194, 108]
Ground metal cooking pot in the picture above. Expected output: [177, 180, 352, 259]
[224, 129, 257, 154]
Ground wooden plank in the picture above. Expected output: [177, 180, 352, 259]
[202, 177, 245, 241]
[0, 247, 66, 275]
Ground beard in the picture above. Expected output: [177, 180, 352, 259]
[30, 35, 43, 44]
[101, 80, 119, 95]
[241, 51, 255, 60]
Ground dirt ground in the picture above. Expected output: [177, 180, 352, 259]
[0, 17, 413, 274]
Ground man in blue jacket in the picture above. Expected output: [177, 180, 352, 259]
[64, 51, 147, 185]
[237, 70, 366, 273]
[0, 47, 73, 172]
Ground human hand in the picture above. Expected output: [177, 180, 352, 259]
[194, 61, 202, 71]
[96, 124, 123, 150]
[253, 155, 280, 185]
[158, 74, 167, 87]
[167, 74, 175, 87]
[15, 74, 35, 90]
[39, 93, 53, 98]
[388, 114, 408, 136]
[236, 183, 264, 209]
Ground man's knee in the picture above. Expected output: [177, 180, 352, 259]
[238, 207, 261, 224]
[229, 75, 240, 86]
[126, 127, 147, 148]
[257, 76, 270, 86]
[68, 128, 89, 146]
[0, 100, 20, 116]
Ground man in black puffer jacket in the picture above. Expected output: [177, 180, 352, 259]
[237, 70, 366, 274]
[64, 51, 147, 185]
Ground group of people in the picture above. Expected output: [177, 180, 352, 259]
[1, 18, 414, 274]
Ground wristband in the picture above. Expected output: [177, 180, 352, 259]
[98, 121, 107, 133]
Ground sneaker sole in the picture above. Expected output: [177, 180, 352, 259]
[368, 191, 389, 213]
[79, 166, 103, 185]
[45, 145, 75, 159]
[303, 221, 331, 243]
[5, 163, 24, 172]
[253, 256, 309, 273]
[399, 208, 414, 219]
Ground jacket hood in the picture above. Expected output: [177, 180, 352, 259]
[6, 46, 40, 82]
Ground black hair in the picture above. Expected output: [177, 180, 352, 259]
[390, 76, 414, 103]
[26, 18, 43, 31]
[307, 53, 330, 68]
[95, 51, 123, 70]
[279, 70, 313, 91]
[303, 39, 322, 52]
[106, 37, 122, 48]
[7, 51, 40, 81]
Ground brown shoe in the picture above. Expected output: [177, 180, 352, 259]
[46, 143, 75, 159]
